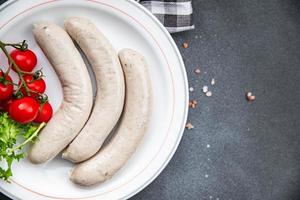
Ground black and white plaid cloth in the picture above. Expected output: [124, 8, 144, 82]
[137, 0, 194, 33]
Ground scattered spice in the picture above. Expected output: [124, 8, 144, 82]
[185, 122, 194, 130]
[246, 92, 255, 101]
[182, 42, 189, 49]
[206, 91, 212, 97]
[194, 68, 201, 74]
[211, 78, 215, 85]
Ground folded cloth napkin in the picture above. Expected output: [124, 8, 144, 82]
[137, 0, 194, 33]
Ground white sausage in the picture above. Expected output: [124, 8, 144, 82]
[28, 22, 93, 164]
[70, 49, 152, 186]
[62, 17, 125, 163]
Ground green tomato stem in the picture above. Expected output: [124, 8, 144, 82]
[6, 80, 19, 86]
[0, 40, 33, 96]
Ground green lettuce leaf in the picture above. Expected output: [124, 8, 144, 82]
[0, 112, 45, 181]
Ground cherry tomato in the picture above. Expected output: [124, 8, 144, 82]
[34, 102, 53, 123]
[10, 49, 37, 72]
[0, 71, 13, 101]
[19, 75, 46, 97]
[8, 97, 39, 124]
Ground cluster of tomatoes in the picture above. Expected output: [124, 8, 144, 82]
[0, 47, 53, 124]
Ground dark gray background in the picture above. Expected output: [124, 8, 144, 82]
[1, 0, 300, 199]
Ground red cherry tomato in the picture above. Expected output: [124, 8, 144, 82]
[0, 71, 13, 101]
[10, 49, 37, 72]
[19, 75, 46, 97]
[34, 102, 53, 123]
[8, 97, 39, 124]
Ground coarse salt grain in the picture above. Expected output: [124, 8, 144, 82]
[194, 68, 201, 74]
[189, 87, 194, 92]
[189, 100, 198, 109]
[207, 144, 210, 148]
[211, 78, 215, 85]
[185, 122, 194, 130]
[248, 95, 255, 101]
[202, 86, 208, 93]
[206, 91, 212, 97]
[205, 174, 209, 178]
[246, 92, 255, 101]
[182, 42, 189, 49]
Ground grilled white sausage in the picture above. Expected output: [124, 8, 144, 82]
[28, 22, 93, 164]
[62, 17, 125, 163]
[70, 49, 152, 186]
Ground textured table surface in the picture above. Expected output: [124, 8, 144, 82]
[1, 0, 300, 200]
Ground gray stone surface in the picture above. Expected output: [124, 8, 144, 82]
[1, 0, 300, 200]
[133, 0, 300, 199]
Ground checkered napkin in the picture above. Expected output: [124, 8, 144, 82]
[137, 0, 194, 33]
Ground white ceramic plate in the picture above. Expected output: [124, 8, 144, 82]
[0, 0, 188, 199]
